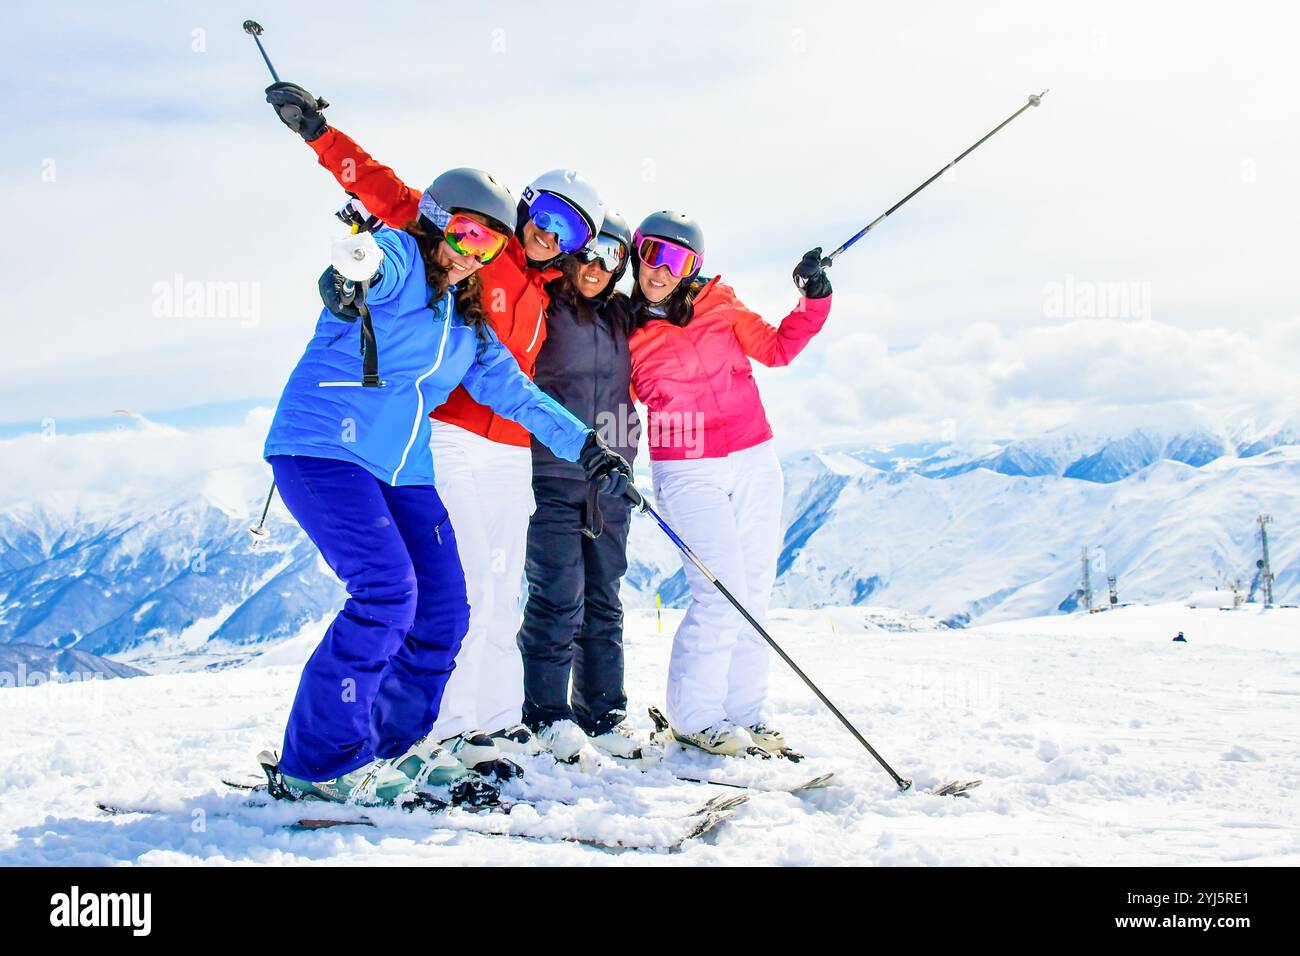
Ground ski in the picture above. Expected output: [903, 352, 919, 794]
[99, 785, 747, 851]
[666, 770, 836, 794]
[929, 779, 983, 798]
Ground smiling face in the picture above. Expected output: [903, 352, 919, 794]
[637, 262, 682, 303]
[575, 258, 614, 298]
[522, 218, 559, 263]
[434, 211, 492, 282]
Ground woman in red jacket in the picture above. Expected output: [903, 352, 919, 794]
[627, 211, 834, 757]
[264, 82, 607, 774]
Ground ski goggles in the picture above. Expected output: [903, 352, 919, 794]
[635, 234, 699, 278]
[574, 233, 627, 272]
[527, 191, 593, 254]
[443, 213, 510, 265]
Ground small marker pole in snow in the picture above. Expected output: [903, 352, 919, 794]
[623, 486, 916, 793]
[822, 91, 1050, 266]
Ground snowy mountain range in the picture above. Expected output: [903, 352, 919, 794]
[0, 416, 1294, 664]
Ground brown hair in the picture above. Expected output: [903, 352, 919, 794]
[403, 218, 491, 341]
[550, 257, 598, 324]
[630, 273, 706, 329]
[548, 258, 634, 336]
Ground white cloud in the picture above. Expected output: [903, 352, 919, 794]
[761, 316, 1300, 452]
[4, 0, 1298, 453]
[0, 410, 273, 514]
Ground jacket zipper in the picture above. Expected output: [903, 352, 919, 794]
[525, 305, 544, 353]
[390, 292, 453, 485]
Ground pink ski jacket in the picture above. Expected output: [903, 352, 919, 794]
[628, 278, 832, 462]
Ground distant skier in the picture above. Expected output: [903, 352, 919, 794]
[1172, 631, 1187, 643]
[260, 167, 631, 804]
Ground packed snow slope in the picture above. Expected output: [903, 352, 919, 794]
[1, 604, 1295, 866]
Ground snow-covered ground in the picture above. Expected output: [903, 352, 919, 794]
[1, 603, 1296, 866]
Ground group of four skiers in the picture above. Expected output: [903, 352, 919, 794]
[259, 78, 836, 804]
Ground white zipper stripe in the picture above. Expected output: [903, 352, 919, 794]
[391, 292, 453, 485]
[525, 305, 544, 353]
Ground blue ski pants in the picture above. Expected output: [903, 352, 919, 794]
[269, 455, 470, 781]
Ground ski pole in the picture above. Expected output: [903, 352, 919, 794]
[824, 90, 1049, 264]
[249, 480, 276, 539]
[242, 20, 281, 83]
[623, 486, 914, 792]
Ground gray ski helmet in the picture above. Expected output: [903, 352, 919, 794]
[634, 210, 705, 277]
[594, 209, 633, 288]
[422, 167, 517, 235]
[599, 208, 633, 248]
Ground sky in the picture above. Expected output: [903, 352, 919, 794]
[4, 0, 1299, 454]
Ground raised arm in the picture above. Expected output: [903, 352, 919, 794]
[731, 248, 834, 367]
[731, 294, 832, 368]
[265, 82, 421, 226]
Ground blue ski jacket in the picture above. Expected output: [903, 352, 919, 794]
[265, 227, 590, 486]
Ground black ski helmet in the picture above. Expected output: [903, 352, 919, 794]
[422, 167, 517, 236]
[599, 209, 633, 285]
[633, 210, 705, 280]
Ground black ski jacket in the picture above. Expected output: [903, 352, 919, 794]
[531, 293, 639, 480]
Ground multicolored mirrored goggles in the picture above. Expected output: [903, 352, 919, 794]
[634, 232, 699, 278]
[527, 191, 593, 254]
[575, 233, 627, 272]
[444, 213, 510, 265]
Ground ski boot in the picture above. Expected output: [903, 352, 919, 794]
[746, 722, 804, 761]
[647, 706, 771, 758]
[394, 737, 500, 807]
[538, 719, 602, 769]
[673, 722, 767, 757]
[588, 722, 664, 764]
[491, 723, 543, 756]
[442, 729, 523, 781]
[262, 749, 414, 805]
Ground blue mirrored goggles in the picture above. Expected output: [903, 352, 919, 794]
[527, 191, 593, 254]
[574, 233, 627, 272]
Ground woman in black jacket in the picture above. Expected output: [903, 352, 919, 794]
[517, 211, 658, 763]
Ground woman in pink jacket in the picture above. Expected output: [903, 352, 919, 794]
[628, 211, 833, 756]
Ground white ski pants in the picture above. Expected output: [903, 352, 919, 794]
[652, 441, 784, 733]
[427, 420, 535, 739]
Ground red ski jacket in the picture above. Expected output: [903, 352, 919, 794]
[307, 127, 560, 448]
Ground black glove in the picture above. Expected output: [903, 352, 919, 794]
[793, 247, 832, 299]
[318, 266, 362, 321]
[336, 195, 382, 234]
[579, 431, 634, 499]
[265, 82, 330, 142]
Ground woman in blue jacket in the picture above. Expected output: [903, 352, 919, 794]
[262, 167, 631, 804]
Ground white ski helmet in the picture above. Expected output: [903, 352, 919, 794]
[521, 168, 606, 238]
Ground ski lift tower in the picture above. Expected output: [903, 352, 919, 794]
[1080, 547, 1093, 612]
[1257, 515, 1275, 607]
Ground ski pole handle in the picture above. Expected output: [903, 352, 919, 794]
[622, 482, 649, 514]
